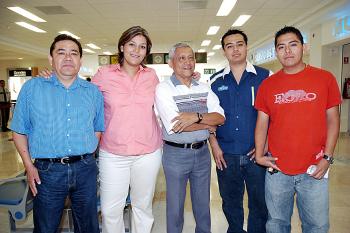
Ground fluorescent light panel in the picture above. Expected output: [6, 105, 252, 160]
[7, 7, 46, 22]
[103, 51, 113, 55]
[59, 31, 80, 39]
[213, 45, 221, 50]
[83, 48, 95, 53]
[201, 40, 211, 46]
[216, 0, 237, 16]
[198, 49, 206, 53]
[207, 26, 220, 35]
[86, 43, 101, 49]
[207, 52, 215, 56]
[15, 22, 46, 33]
[232, 15, 251, 27]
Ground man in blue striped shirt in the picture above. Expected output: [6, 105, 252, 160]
[11, 34, 104, 233]
[209, 29, 271, 233]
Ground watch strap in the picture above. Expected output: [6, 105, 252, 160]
[323, 154, 334, 164]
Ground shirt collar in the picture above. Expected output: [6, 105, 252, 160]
[222, 60, 257, 79]
[170, 73, 199, 86]
[111, 63, 150, 73]
[44, 74, 88, 89]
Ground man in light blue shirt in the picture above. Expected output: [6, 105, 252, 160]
[11, 34, 104, 233]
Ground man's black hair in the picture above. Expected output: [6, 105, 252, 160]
[221, 28, 248, 49]
[50, 34, 82, 57]
[274, 26, 304, 47]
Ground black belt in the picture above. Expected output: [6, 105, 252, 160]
[35, 153, 92, 165]
[164, 140, 207, 150]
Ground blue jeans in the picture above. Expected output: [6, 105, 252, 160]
[33, 154, 99, 233]
[265, 171, 329, 233]
[162, 143, 211, 233]
[217, 154, 267, 233]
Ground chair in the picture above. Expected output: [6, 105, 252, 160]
[0, 175, 34, 232]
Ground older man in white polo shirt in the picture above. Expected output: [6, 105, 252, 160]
[155, 43, 225, 233]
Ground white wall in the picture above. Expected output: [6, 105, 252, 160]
[0, 58, 49, 83]
[342, 43, 350, 132]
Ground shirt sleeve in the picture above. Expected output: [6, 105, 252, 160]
[155, 82, 179, 134]
[91, 67, 105, 92]
[10, 81, 32, 134]
[206, 87, 225, 117]
[326, 73, 342, 109]
[254, 81, 270, 115]
[93, 87, 105, 132]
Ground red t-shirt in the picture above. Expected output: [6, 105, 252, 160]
[255, 65, 341, 175]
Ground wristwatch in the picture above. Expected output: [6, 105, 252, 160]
[322, 154, 334, 164]
[196, 113, 203, 123]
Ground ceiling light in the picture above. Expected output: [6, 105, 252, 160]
[207, 52, 215, 56]
[58, 31, 80, 39]
[232, 15, 251, 27]
[216, 0, 237, 16]
[8, 7, 46, 22]
[207, 26, 220, 35]
[198, 49, 206, 53]
[86, 43, 101, 49]
[15, 22, 46, 33]
[201, 40, 211, 46]
[103, 51, 113, 55]
[83, 49, 95, 54]
[18, 57, 23, 60]
[212, 45, 221, 50]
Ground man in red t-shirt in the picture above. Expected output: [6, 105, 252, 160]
[254, 26, 341, 233]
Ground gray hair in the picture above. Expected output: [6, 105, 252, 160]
[168, 42, 193, 60]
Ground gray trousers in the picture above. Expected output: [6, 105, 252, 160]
[162, 143, 211, 233]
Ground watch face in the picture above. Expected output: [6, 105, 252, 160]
[323, 155, 334, 164]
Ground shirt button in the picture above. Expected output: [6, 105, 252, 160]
[235, 128, 239, 131]
[68, 149, 71, 152]
[67, 104, 70, 107]
[67, 134, 70, 137]
[236, 116, 239, 119]
[67, 118, 71, 121]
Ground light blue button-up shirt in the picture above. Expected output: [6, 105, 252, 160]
[11, 75, 104, 158]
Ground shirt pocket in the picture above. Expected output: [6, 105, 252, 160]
[74, 105, 94, 131]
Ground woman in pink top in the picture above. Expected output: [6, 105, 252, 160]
[92, 26, 163, 233]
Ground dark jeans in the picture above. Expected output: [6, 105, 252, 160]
[217, 154, 267, 233]
[33, 154, 99, 233]
[0, 103, 10, 130]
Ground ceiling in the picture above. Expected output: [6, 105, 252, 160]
[0, 0, 345, 65]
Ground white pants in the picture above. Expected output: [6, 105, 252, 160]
[99, 148, 162, 233]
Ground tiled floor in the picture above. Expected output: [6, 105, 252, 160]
[1, 130, 350, 233]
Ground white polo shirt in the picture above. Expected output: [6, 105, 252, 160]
[155, 75, 225, 143]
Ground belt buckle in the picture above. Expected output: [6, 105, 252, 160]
[60, 156, 70, 164]
[190, 142, 199, 150]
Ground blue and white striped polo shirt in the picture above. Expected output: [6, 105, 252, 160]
[155, 75, 224, 144]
